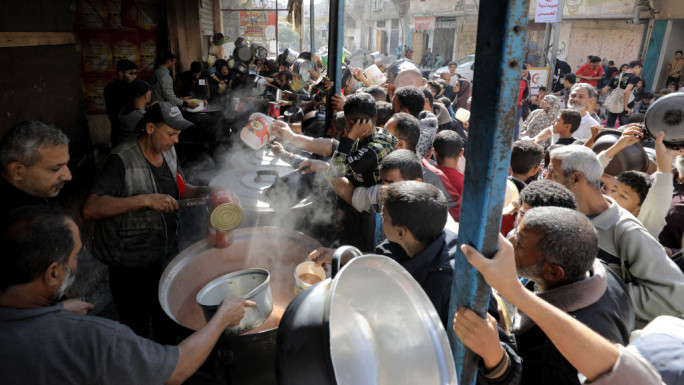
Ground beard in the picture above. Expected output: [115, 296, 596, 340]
[51, 264, 76, 302]
[567, 100, 584, 112]
[517, 262, 544, 283]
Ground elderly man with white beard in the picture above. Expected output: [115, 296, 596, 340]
[532, 83, 600, 145]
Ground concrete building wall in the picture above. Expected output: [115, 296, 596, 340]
[564, 20, 645, 69]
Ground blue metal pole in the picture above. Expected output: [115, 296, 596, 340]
[448, 0, 529, 384]
[324, 0, 345, 129]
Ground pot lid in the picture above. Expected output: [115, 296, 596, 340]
[159, 228, 322, 335]
[210, 166, 311, 212]
[228, 147, 292, 170]
[327, 255, 457, 384]
[645, 92, 684, 146]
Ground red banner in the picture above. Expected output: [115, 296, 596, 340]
[415, 17, 436, 31]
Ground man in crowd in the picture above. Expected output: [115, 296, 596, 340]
[551, 58, 572, 93]
[659, 155, 684, 256]
[455, 206, 633, 385]
[602, 61, 643, 127]
[433, 130, 465, 196]
[576, 56, 604, 87]
[82, 102, 212, 342]
[174, 61, 210, 102]
[509, 140, 544, 187]
[311, 181, 456, 327]
[459, 228, 665, 385]
[546, 145, 684, 326]
[104, 59, 138, 141]
[150, 53, 199, 110]
[0, 206, 254, 385]
[666, 50, 683, 89]
[328, 92, 397, 187]
[535, 83, 599, 143]
[552, 109, 582, 146]
[0, 121, 72, 217]
[113, 79, 153, 148]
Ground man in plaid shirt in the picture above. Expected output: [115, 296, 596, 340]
[328, 93, 397, 187]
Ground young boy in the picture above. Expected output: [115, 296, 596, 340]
[432, 130, 465, 195]
[328, 92, 398, 187]
[609, 171, 652, 217]
[552, 109, 582, 145]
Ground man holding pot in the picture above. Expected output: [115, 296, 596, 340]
[0, 206, 254, 385]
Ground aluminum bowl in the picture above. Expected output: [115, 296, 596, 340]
[196, 268, 272, 335]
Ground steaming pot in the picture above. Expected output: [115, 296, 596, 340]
[209, 165, 314, 227]
[159, 227, 322, 384]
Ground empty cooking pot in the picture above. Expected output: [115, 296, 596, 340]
[644, 92, 684, 149]
[197, 268, 273, 335]
[293, 59, 312, 81]
[253, 45, 268, 61]
[277, 246, 457, 385]
[279, 48, 299, 67]
[592, 129, 649, 176]
[234, 45, 253, 63]
[369, 51, 383, 67]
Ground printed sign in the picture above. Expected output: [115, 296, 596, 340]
[535, 0, 560, 23]
[415, 17, 436, 31]
[239, 11, 277, 38]
[529, 67, 550, 97]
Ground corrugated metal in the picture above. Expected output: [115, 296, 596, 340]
[200, 0, 215, 36]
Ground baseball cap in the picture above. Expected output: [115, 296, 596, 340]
[128, 79, 153, 98]
[142, 102, 194, 131]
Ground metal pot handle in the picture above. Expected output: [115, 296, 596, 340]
[331, 246, 362, 278]
[254, 169, 279, 182]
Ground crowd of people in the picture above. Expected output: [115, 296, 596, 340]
[1, 40, 684, 385]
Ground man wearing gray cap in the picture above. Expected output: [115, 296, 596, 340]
[82, 102, 212, 342]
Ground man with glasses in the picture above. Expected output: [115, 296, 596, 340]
[104, 59, 138, 146]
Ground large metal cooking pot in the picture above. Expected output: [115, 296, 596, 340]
[160, 227, 321, 333]
[210, 166, 315, 227]
[197, 268, 273, 335]
[277, 247, 457, 385]
[279, 48, 299, 67]
[159, 227, 321, 385]
[229, 147, 292, 170]
[644, 92, 684, 149]
[293, 58, 312, 81]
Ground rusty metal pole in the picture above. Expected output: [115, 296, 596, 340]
[447, 0, 530, 384]
[324, 0, 344, 130]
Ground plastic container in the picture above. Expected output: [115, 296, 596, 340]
[294, 261, 326, 294]
[240, 113, 274, 150]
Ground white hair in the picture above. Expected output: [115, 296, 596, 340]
[395, 69, 423, 88]
[550, 145, 603, 188]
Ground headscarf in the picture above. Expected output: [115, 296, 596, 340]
[520, 94, 561, 144]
